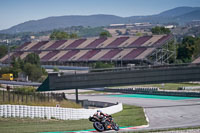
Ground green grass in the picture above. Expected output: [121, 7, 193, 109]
[0, 105, 147, 133]
[112, 105, 147, 127]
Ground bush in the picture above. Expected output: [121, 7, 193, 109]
[93, 62, 114, 69]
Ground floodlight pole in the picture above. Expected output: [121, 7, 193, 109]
[75, 88, 79, 103]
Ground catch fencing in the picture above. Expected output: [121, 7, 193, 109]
[0, 103, 123, 120]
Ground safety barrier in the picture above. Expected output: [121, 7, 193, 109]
[0, 103, 123, 120]
[104, 88, 200, 97]
[178, 86, 200, 90]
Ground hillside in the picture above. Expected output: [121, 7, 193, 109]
[1, 6, 200, 34]
[157, 7, 200, 17]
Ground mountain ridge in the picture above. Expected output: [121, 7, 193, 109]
[1, 6, 200, 34]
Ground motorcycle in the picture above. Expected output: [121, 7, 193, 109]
[89, 114, 120, 132]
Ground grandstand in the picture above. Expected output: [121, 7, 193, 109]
[193, 57, 200, 64]
[0, 35, 173, 66]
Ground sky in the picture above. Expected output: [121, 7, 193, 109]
[0, 0, 200, 30]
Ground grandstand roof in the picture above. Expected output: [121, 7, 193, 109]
[0, 35, 173, 64]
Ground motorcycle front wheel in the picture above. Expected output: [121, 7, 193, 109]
[112, 123, 120, 131]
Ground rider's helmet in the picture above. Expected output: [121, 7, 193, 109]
[97, 110, 102, 113]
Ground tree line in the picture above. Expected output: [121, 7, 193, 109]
[50, 30, 112, 40]
[0, 53, 47, 82]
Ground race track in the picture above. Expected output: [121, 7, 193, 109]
[66, 93, 200, 131]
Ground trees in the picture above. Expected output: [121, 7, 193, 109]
[99, 31, 112, 38]
[23, 53, 47, 81]
[0, 45, 8, 58]
[24, 53, 40, 66]
[177, 36, 200, 63]
[151, 26, 171, 35]
[23, 63, 43, 82]
[0, 53, 47, 82]
[69, 33, 78, 39]
[50, 31, 69, 40]
[50, 31, 78, 40]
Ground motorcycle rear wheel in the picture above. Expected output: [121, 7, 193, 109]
[93, 122, 105, 132]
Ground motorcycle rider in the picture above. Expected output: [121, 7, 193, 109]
[94, 110, 112, 127]
[95, 110, 108, 120]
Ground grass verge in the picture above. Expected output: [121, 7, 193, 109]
[0, 105, 147, 133]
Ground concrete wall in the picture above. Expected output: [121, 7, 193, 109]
[38, 65, 200, 91]
[0, 103, 123, 120]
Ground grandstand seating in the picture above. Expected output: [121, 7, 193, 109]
[46, 40, 67, 50]
[118, 36, 139, 47]
[39, 41, 56, 50]
[20, 52, 30, 59]
[39, 51, 50, 59]
[128, 36, 152, 46]
[41, 51, 59, 62]
[2, 52, 23, 63]
[135, 48, 155, 59]
[97, 38, 116, 48]
[77, 38, 95, 48]
[57, 40, 74, 49]
[49, 51, 68, 61]
[112, 49, 133, 60]
[70, 50, 89, 61]
[65, 39, 86, 49]
[106, 37, 129, 48]
[89, 50, 110, 61]
[123, 48, 147, 60]
[78, 50, 101, 61]
[0, 35, 173, 64]
[141, 35, 163, 46]
[192, 57, 200, 63]
[22, 41, 38, 50]
[153, 35, 171, 46]
[86, 38, 107, 48]
[58, 50, 80, 61]
[0, 53, 13, 62]
[100, 49, 122, 61]
[15, 42, 31, 51]
[29, 41, 49, 50]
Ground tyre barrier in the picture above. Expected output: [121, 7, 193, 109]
[108, 87, 159, 92]
[0, 103, 123, 120]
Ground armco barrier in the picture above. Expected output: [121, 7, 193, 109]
[0, 103, 123, 120]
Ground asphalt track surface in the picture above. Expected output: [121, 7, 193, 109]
[66, 93, 200, 131]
